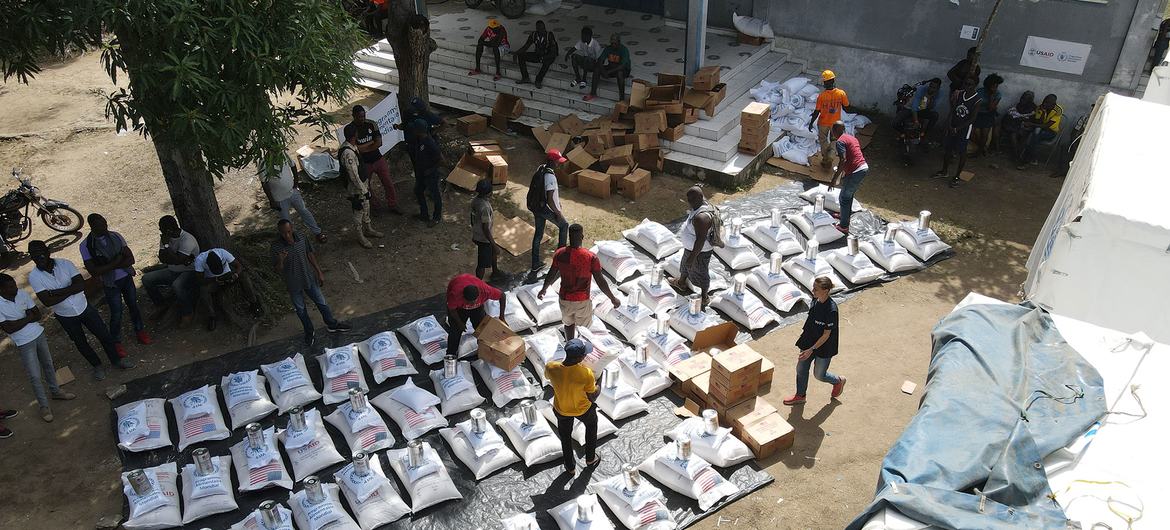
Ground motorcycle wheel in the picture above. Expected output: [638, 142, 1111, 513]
[500, 0, 525, 18]
[40, 205, 85, 233]
[465, 0, 484, 7]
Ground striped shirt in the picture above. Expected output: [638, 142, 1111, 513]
[271, 231, 315, 293]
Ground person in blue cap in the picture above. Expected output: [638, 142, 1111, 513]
[545, 338, 601, 475]
[403, 118, 444, 227]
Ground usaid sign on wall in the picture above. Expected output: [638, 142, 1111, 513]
[1020, 36, 1092, 75]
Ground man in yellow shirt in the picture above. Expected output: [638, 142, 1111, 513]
[1017, 93, 1063, 170]
[544, 338, 600, 474]
[808, 70, 850, 169]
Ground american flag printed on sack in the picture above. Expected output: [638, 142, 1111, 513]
[184, 415, 217, 438]
[132, 422, 163, 444]
[694, 466, 720, 494]
[358, 424, 389, 448]
[330, 371, 360, 393]
[495, 371, 521, 393]
[249, 462, 283, 485]
[379, 356, 408, 371]
[637, 501, 669, 526]
[424, 340, 443, 356]
[404, 408, 432, 427]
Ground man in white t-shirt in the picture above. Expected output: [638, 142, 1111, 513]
[565, 26, 604, 89]
[260, 155, 327, 243]
[527, 149, 569, 274]
[141, 215, 200, 325]
[0, 273, 76, 422]
[27, 240, 134, 382]
[194, 248, 262, 330]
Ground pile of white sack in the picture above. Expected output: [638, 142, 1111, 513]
[749, 77, 872, 166]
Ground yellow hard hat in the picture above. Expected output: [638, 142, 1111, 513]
[821, 70, 836, 82]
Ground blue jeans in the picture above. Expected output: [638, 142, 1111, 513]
[1022, 128, 1058, 163]
[278, 189, 322, 235]
[290, 283, 337, 338]
[838, 168, 867, 229]
[796, 355, 840, 396]
[104, 275, 144, 342]
[55, 306, 119, 367]
[141, 268, 198, 316]
[531, 208, 568, 269]
[17, 333, 61, 408]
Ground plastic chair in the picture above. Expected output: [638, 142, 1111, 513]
[1040, 124, 1067, 166]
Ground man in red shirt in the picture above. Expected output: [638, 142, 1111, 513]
[537, 224, 620, 340]
[445, 273, 506, 357]
[828, 121, 869, 235]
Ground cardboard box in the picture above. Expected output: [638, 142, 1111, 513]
[635, 148, 664, 171]
[657, 72, 686, 87]
[627, 133, 659, 151]
[647, 101, 685, 117]
[684, 108, 699, 124]
[606, 164, 629, 190]
[555, 114, 586, 137]
[711, 344, 764, 385]
[630, 79, 652, 109]
[692, 322, 738, 355]
[759, 357, 774, 389]
[634, 110, 668, 133]
[741, 121, 770, 139]
[738, 141, 768, 155]
[493, 216, 551, 257]
[576, 169, 611, 198]
[711, 83, 728, 107]
[740, 412, 795, 458]
[447, 154, 492, 191]
[620, 168, 651, 200]
[613, 101, 630, 117]
[491, 93, 525, 132]
[555, 165, 578, 188]
[647, 85, 683, 105]
[737, 31, 766, 46]
[692, 65, 721, 91]
[564, 146, 597, 172]
[599, 144, 634, 168]
[658, 123, 686, 142]
[457, 114, 488, 136]
[726, 397, 778, 437]
[486, 155, 508, 185]
[668, 352, 712, 383]
[687, 371, 712, 408]
[470, 140, 505, 159]
[473, 317, 526, 370]
[741, 102, 771, 124]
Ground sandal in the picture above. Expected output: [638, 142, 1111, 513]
[315, 233, 328, 244]
[585, 457, 601, 466]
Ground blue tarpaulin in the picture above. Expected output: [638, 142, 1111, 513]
[848, 303, 1106, 529]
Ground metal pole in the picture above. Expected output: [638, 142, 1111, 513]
[684, 0, 709, 78]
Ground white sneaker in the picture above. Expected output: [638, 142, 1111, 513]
[578, 81, 587, 89]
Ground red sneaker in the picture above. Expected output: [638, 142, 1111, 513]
[583, 94, 596, 102]
[834, 224, 849, 235]
[468, 69, 481, 76]
[136, 330, 154, 345]
[783, 394, 806, 406]
[493, 74, 502, 81]
[832, 376, 847, 398]
[114, 342, 128, 358]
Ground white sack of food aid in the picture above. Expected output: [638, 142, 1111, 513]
[732, 11, 775, 38]
[317, 345, 371, 405]
[288, 482, 361, 530]
[399, 315, 475, 365]
[180, 455, 238, 525]
[524, 328, 564, 387]
[261, 353, 322, 414]
[860, 237, 922, 273]
[115, 398, 173, 452]
[825, 248, 886, 285]
[713, 232, 762, 271]
[387, 442, 464, 512]
[228, 504, 295, 530]
[473, 359, 540, 407]
[517, 280, 563, 326]
[747, 266, 810, 312]
[895, 221, 951, 261]
[666, 417, 753, 467]
[497, 408, 563, 467]
[486, 292, 537, 333]
[617, 352, 672, 398]
[122, 462, 182, 530]
[589, 474, 677, 530]
[335, 457, 411, 529]
[169, 384, 231, 451]
[782, 254, 845, 294]
[549, 494, 617, 530]
[799, 185, 863, 213]
[278, 408, 344, 480]
[537, 399, 618, 445]
[429, 360, 486, 416]
[592, 241, 643, 282]
[324, 402, 395, 454]
[357, 331, 419, 384]
[440, 418, 520, 480]
[622, 219, 683, 259]
[221, 370, 278, 430]
[638, 444, 739, 511]
[371, 379, 448, 440]
[230, 426, 293, 493]
[788, 205, 845, 245]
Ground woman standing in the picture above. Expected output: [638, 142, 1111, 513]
[784, 277, 846, 405]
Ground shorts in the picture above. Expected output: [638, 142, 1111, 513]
[679, 249, 713, 291]
[559, 298, 593, 327]
[944, 126, 972, 152]
[475, 241, 493, 269]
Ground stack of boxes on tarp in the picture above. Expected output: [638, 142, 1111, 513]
[739, 102, 772, 155]
[668, 324, 792, 459]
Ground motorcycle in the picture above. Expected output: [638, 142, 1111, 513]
[1, 168, 85, 252]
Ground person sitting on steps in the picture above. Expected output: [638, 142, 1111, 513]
[586, 33, 630, 102]
[565, 26, 603, 90]
[469, 18, 509, 81]
[514, 20, 558, 89]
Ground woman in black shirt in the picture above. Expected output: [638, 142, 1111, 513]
[784, 277, 847, 405]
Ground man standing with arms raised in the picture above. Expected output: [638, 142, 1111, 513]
[537, 224, 620, 340]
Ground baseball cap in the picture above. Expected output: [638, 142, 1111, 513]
[547, 149, 568, 164]
[564, 338, 593, 360]
[820, 70, 836, 82]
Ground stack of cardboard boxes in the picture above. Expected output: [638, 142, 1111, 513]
[447, 139, 509, 191]
[739, 102, 771, 154]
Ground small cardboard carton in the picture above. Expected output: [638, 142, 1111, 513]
[555, 113, 586, 137]
[668, 352, 712, 384]
[692, 322, 738, 355]
[711, 83, 728, 107]
[486, 155, 508, 185]
[447, 153, 492, 191]
[684, 108, 699, 124]
[606, 164, 629, 191]
[726, 397, 778, 437]
[627, 133, 659, 151]
[656, 72, 686, 87]
[739, 412, 795, 458]
[532, 126, 551, 148]
[687, 371, 713, 408]
[555, 165, 578, 188]
[599, 144, 635, 168]
[546, 133, 571, 155]
[692, 65, 722, 91]
[577, 169, 611, 199]
[759, 357, 775, 390]
[491, 93, 525, 131]
[470, 140, 505, 160]
[564, 146, 597, 173]
[741, 102, 772, 124]
[630, 79, 652, 109]
[711, 344, 764, 387]
[658, 123, 686, 142]
[647, 85, 683, 105]
[474, 316, 526, 371]
[457, 114, 488, 136]
[613, 101, 630, 118]
[635, 148, 664, 171]
[647, 101, 685, 117]
[620, 168, 651, 200]
[634, 110, 668, 133]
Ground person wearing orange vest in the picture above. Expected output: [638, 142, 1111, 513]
[807, 70, 850, 169]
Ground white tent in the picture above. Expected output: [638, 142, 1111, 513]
[1023, 93, 1170, 344]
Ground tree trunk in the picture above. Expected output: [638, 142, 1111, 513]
[152, 140, 233, 251]
[385, 11, 436, 107]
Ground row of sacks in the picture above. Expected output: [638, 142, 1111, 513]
[748, 76, 872, 166]
[120, 397, 756, 529]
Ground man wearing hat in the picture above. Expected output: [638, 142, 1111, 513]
[344, 105, 401, 214]
[807, 70, 850, 169]
[526, 149, 569, 273]
[470, 178, 504, 280]
[404, 118, 444, 227]
[545, 338, 601, 475]
[470, 18, 509, 81]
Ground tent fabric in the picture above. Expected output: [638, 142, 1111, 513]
[847, 303, 1106, 530]
[1023, 93, 1170, 344]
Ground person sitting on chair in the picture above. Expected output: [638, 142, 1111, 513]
[1016, 93, 1062, 170]
[1000, 90, 1037, 158]
[514, 20, 558, 89]
[586, 33, 631, 102]
[470, 18, 509, 81]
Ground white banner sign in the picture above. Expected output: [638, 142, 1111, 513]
[1020, 36, 1092, 76]
[336, 92, 403, 154]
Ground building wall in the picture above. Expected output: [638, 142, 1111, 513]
[665, 0, 753, 30]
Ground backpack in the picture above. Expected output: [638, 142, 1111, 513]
[526, 164, 553, 212]
[697, 203, 725, 248]
[338, 144, 366, 183]
[894, 84, 915, 108]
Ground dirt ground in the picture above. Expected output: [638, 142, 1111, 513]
[0, 52, 1061, 529]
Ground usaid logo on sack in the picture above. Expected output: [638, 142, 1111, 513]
[372, 337, 392, 351]
[299, 496, 315, 509]
[119, 416, 141, 434]
[182, 392, 208, 410]
[230, 372, 252, 386]
[329, 350, 351, 365]
[345, 405, 368, 422]
[278, 361, 296, 372]
[418, 319, 437, 332]
[245, 443, 269, 459]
